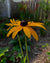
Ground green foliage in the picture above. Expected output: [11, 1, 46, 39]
[16, 3, 37, 21]
[42, 45, 45, 48]
[0, 48, 8, 57]
[0, 48, 8, 63]
[47, 52, 50, 61]
[34, 8, 39, 21]
[40, 20, 50, 36]
[23, 45, 31, 52]
[16, 0, 50, 22]
[0, 34, 32, 63]
[42, 43, 49, 48]
[4, 35, 33, 63]
[16, 53, 22, 59]
[1, 57, 7, 63]
[24, 55, 27, 63]
[20, 55, 27, 63]
[48, 57, 50, 61]
[0, 28, 7, 38]
[47, 52, 50, 55]
[0, 23, 8, 39]
[40, 28, 47, 36]
[0, 23, 6, 28]
[9, 55, 15, 62]
[41, 43, 50, 61]
[21, 59, 24, 63]
[45, 43, 49, 47]
[39, 0, 50, 20]
[44, 21, 50, 27]
[8, 35, 32, 52]
[0, 47, 22, 63]
[0, 46, 27, 63]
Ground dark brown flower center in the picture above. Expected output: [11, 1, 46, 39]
[21, 21, 28, 26]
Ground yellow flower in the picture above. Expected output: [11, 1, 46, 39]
[6, 19, 46, 41]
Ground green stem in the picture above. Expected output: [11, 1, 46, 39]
[25, 36, 29, 63]
[17, 34, 24, 59]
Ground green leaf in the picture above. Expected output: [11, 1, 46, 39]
[24, 55, 27, 63]
[36, 44, 39, 47]
[0, 48, 8, 57]
[42, 45, 45, 48]
[5, 52, 10, 57]
[9, 55, 15, 62]
[13, 46, 19, 51]
[47, 52, 50, 55]
[28, 41, 33, 46]
[48, 57, 50, 61]
[23, 46, 26, 50]
[0, 53, 4, 57]
[16, 53, 22, 59]
[8, 39, 16, 44]
[21, 59, 24, 63]
[23, 45, 31, 52]
[1, 57, 7, 63]
[27, 46, 31, 52]
[45, 43, 49, 47]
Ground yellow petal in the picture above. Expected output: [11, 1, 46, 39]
[7, 27, 18, 37]
[28, 22, 46, 30]
[12, 27, 22, 39]
[6, 23, 13, 26]
[13, 18, 16, 23]
[16, 20, 21, 25]
[5, 23, 20, 26]
[28, 27, 39, 41]
[23, 27, 31, 38]
[10, 19, 13, 23]
[16, 20, 21, 22]
[10, 19, 15, 24]
[28, 21, 44, 25]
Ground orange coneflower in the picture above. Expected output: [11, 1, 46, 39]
[6, 19, 46, 41]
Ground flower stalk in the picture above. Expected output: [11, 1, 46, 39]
[25, 36, 29, 63]
[17, 34, 24, 60]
